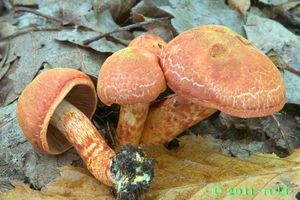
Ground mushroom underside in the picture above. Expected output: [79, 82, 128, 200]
[46, 84, 97, 154]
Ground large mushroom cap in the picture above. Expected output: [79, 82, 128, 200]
[97, 47, 166, 105]
[17, 68, 97, 155]
[160, 25, 285, 118]
[129, 34, 167, 57]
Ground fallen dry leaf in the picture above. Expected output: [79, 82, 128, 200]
[150, 0, 245, 35]
[278, 1, 300, 11]
[258, 0, 288, 6]
[282, 70, 300, 105]
[12, 0, 39, 7]
[17, 0, 92, 28]
[0, 57, 18, 106]
[228, 0, 251, 16]
[1, 136, 300, 199]
[143, 22, 174, 42]
[1, 31, 107, 106]
[55, 10, 126, 53]
[131, 15, 174, 42]
[0, 22, 18, 37]
[244, 13, 300, 105]
[131, 0, 171, 19]
[93, 0, 137, 21]
[244, 13, 300, 70]
[272, 1, 300, 28]
[0, 102, 81, 191]
[16, 0, 127, 53]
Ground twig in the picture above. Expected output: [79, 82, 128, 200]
[83, 17, 172, 45]
[14, 6, 64, 24]
[106, 35, 130, 46]
[106, 121, 116, 149]
[0, 43, 10, 81]
[0, 26, 61, 43]
[273, 7, 300, 28]
[96, 110, 119, 120]
[285, 66, 300, 76]
[0, 43, 9, 69]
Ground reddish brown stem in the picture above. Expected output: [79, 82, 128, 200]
[140, 96, 217, 144]
[116, 103, 149, 146]
[50, 100, 115, 186]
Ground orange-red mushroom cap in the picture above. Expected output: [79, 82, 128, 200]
[160, 25, 285, 118]
[16, 68, 97, 154]
[97, 47, 166, 105]
[129, 34, 167, 57]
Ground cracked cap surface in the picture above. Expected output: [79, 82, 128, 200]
[160, 25, 285, 118]
[97, 47, 166, 105]
[129, 34, 167, 57]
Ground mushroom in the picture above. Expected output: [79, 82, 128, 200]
[97, 47, 166, 146]
[17, 68, 155, 199]
[140, 25, 285, 144]
[129, 34, 167, 57]
[129, 34, 216, 144]
[129, 34, 217, 145]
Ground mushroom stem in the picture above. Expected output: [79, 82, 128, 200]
[50, 100, 155, 199]
[140, 96, 218, 144]
[50, 100, 116, 186]
[116, 103, 149, 146]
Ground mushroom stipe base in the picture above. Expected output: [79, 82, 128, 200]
[111, 145, 155, 200]
[50, 100, 154, 199]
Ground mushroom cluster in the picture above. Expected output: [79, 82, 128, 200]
[16, 25, 285, 200]
[141, 25, 285, 144]
[17, 68, 154, 200]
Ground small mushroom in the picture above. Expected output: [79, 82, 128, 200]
[129, 34, 167, 57]
[141, 25, 285, 144]
[129, 34, 217, 145]
[17, 68, 154, 199]
[97, 47, 166, 146]
[129, 34, 216, 144]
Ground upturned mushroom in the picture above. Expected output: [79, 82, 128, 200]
[97, 47, 166, 146]
[17, 68, 154, 199]
[129, 34, 167, 57]
[140, 25, 285, 144]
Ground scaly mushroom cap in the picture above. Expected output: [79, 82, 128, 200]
[17, 68, 97, 154]
[129, 34, 167, 57]
[97, 47, 166, 105]
[160, 25, 285, 118]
